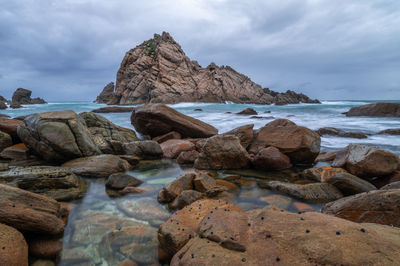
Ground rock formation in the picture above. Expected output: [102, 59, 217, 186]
[94, 82, 115, 103]
[100, 32, 320, 105]
[11, 88, 47, 107]
[346, 102, 400, 117]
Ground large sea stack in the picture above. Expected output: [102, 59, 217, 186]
[99, 32, 319, 105]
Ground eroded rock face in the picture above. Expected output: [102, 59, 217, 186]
[94, 82, 115, 104]
[169, 206, 400, 266]
[0, 223, 28, 266]
[332, 144, 398, 177]
[194, 135, 250, 170]
[0, 131, 12, 152]
[322, 189, 400, 227]
[112, 32, 319, 105]
[346, 102, 400, 117]
[131, 104, 218, 138]
[248, 119, 321, 164]
[11, 88, 46, 106]
[79, 112, 139, 154]
[17, 110, 101, 162]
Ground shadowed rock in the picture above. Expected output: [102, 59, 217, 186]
[0, 223, 28, 266]
[94, 82, 116, 104]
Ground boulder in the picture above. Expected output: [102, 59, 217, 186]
[378, 128, 400, 135]
[248, 119, 321, 164]
[62, 154, 131, 178]
[0, 184, 65, 235]
[323, 189, 400, 227]
[17, 110, 101, 162]
[346, 102, 400, 117]
[92, 106, 135, 113]
[0, 166, 88, 201]
[158, 173, 196, 203]
[301, 166, 348, 182]
[28, 238, 63, 259]
[176, 150, 199, 164]
[380, 181, 400, 190]
[11, 88, 46, 106]
[0, 130, 12, 152]
[153, 131, 181, 143]
[0, 223, 28, 266]
[252, 146, 291, 170]
[222, 124, 254, 149]
[0, 143, 29, 160]
[261, 181, 343, 203]
[236, 108, 257, 115]
[160, 139, 195, 159]
[169, 190, 204, 210]
[170, 206, 400, 266]
[0, 118, 22, 142]
[317, 127, 367, 139]
[105, 173, 143, 190]
[122, 141, 163, 159]
[94, 82, 116, 104]
[131, 103, 218, 138]
[79, 112, 139, 154]
[194, 135, 250, 170]
[332, 144, 398, 177]
[326, 173, 377, 196]
[10, 102, 21, 108]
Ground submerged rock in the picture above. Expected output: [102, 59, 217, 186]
[117, 197, 170, 222]
[0, 223, 28, 266]
[236, 108, 257, 115]
[317, 127, 368, 139]
[302, 166, 348, 182]
[346, 102, 400, 117]
[122, 141, 163, 159]
[160, 139, 195, 159]
[0, 143, 29, 160]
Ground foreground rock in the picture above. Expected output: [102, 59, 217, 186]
[169, 205, 400, 266]
[332, 144, 398, 177]
[0, 118, 22, 142]
[322, 189, 400, 227]
[111, 32, 319, 105]
[194, 135, 249, 169]
[252, 146, 291, 170]
[94, 82, 116, 104]
[11, 88, 46, 106]
[0, 166, 88, 201]
[131, 103, 218, 138]
[62, 154, 131, 178]
[248, 119, 321, 164]
[317, 127, 367, 139]
[17, 110, 101, 162]
[346, 102, 400, 117]
[79, 112, 139, 154]
[91, 106, 135, 113]
[0, 184, 65, 235]
[0, 223, 28, 266]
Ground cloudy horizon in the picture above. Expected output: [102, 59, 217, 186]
[1, 0, 399, 101]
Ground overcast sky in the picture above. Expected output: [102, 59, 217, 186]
[1, 0, 399, 101]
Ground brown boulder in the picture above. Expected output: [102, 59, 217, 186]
[153, 131, 181, 143]
[248, 119, 321, 164]
[131, 103, 218, 138]
[322, 189, 400, 227]
[122, 140, 163, 159]
[28, 238, 63, 259]
[160, 139, 195, 159]
[0, 223, 28, 266]
[0, 143, 29, 160]
[194, 135, 250, 170]
[326, 173, 377, 196]
[222, 124, 254, 149]
[332, 144, 398, 177]
[317, 127, 367, 139]
[236, 108, 257, 115]
[62, 154, 131, 178]
[378, 128, 400, 135]
[252, 146, 291, 170]
[0, 101, 6, 110]
[91, 106, 135, 113]
[0, 118, 22, 142]
[346, 102, 400, 117]
[176, 150, 199, 164]
[105, 173, 143, 190]
[157, 173, 196, 203]
[380, 181, 400, 190]
[11, 88, 46, 106]
[301, 166, 348, 182]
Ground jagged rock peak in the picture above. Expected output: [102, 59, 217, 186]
[104, 32, 320, 105]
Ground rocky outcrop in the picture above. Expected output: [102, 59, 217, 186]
[105, 173, 143, 190]
[131, 103, 218, 138]
[248, 119, 321, 164]
[79, 112, 139, 154]
[332, 144, 398, 178]
[316, 127, 367, 139]
[11, 88, 46, 107]
[346, 102, 400, 117]
[167, 205, 400, 266]
[0, 223, 28, 266]
[94, 82, 115, 104]
[0, 166, 88, 201]
[111, 32, 319, 105]
[17, 110, 101, 162]
[194, 135, 250, 170]
[322, 189, 400, 227]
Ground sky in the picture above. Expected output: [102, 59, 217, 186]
[0, 0, 399, 101]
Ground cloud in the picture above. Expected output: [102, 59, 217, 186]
[0, 0, 399, 101]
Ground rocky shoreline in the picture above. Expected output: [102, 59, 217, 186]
[0, 103, 400, 265]
[0, 88, 47, 110]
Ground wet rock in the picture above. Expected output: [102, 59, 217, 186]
[323, 189, 400, 227]
[193, 173, 217, 192]
[314, 151, 337, 163]
[169, 190, 204, 210]
[160, 139, 195, 159]
[0, 118, 22, 142]
[94, 82, 115, 104]
[378, 128, 400, 135]
[326, 173, 377, 196]
[79, 112, 139, 154]
[302, 166, 348, 182]
[222, 124, 254, 149]
[194, 109, 202, 112]
[248, 119, 321, 164]
[158, 199, 241, 257]
[194, 135, 250, 170]
[260, 194, 292, 209]
[317, 127, 368, 139]
[28, 238, 63, 259]
[17, 110, 101, 162]
[122, 141, 163, 159]
[153, 131, 182, 143]
[0, 166, 88, 201]
[252, 146, 291, 170]
[157, 173, 196, 203]
[0, 131, 12, 152]
[346, 102, 400, 117]
[106, 173, 143, 190]
[117, 197, 170, 222]
[170, 206, 400, 266]
[0, 143, 29, 160]
[176, 150, 199, 164]
[131, 103, 218, 138]
[118, 155, 140, 167]
[0, 184, 65, 235]
[262, 181, 343, 203]
[0, 223, 28, 266]
[332, 144, 399, 177]
[236, 108, 257, 115]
